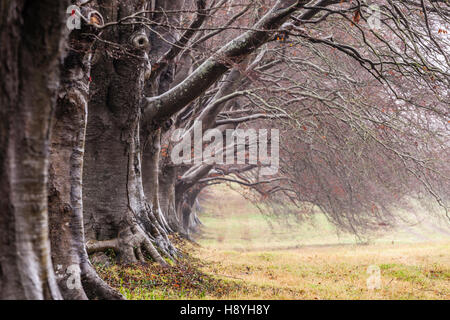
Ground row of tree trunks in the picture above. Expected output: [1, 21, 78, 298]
[0, 0, 307, 298]
[2, 0, 447, 300]
[81, 0, 305, 263]
[139, 1, 305, 235]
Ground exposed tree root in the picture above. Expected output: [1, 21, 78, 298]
[85, 202, 185, 266]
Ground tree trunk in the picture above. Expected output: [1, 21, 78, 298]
[83, 0, 175, 264]
[48, 19, 123, 300]
[0, 0, 68, 299]
[175, 183, 205, 239]
[141, 0, 185, 236]
[177, 186, 204, 237]
[159, 164, 183, 234]
[141, 127, 173, 234]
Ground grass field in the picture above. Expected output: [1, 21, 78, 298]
[97, 185, 450, 300]
[192, 241, 450, 299]
[191, 185, 450, 299]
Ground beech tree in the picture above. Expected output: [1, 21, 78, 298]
[82, 0, 307, 263]
[0, 0, 448, 300]
[0, 0, 70, 300]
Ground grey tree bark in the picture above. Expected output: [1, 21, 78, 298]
[83, 0, 175, 264]
[48, 10, 123, 300]
[0, 0, 69, 299]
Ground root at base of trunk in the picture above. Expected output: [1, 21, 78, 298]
[86, 222, 176, 266]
